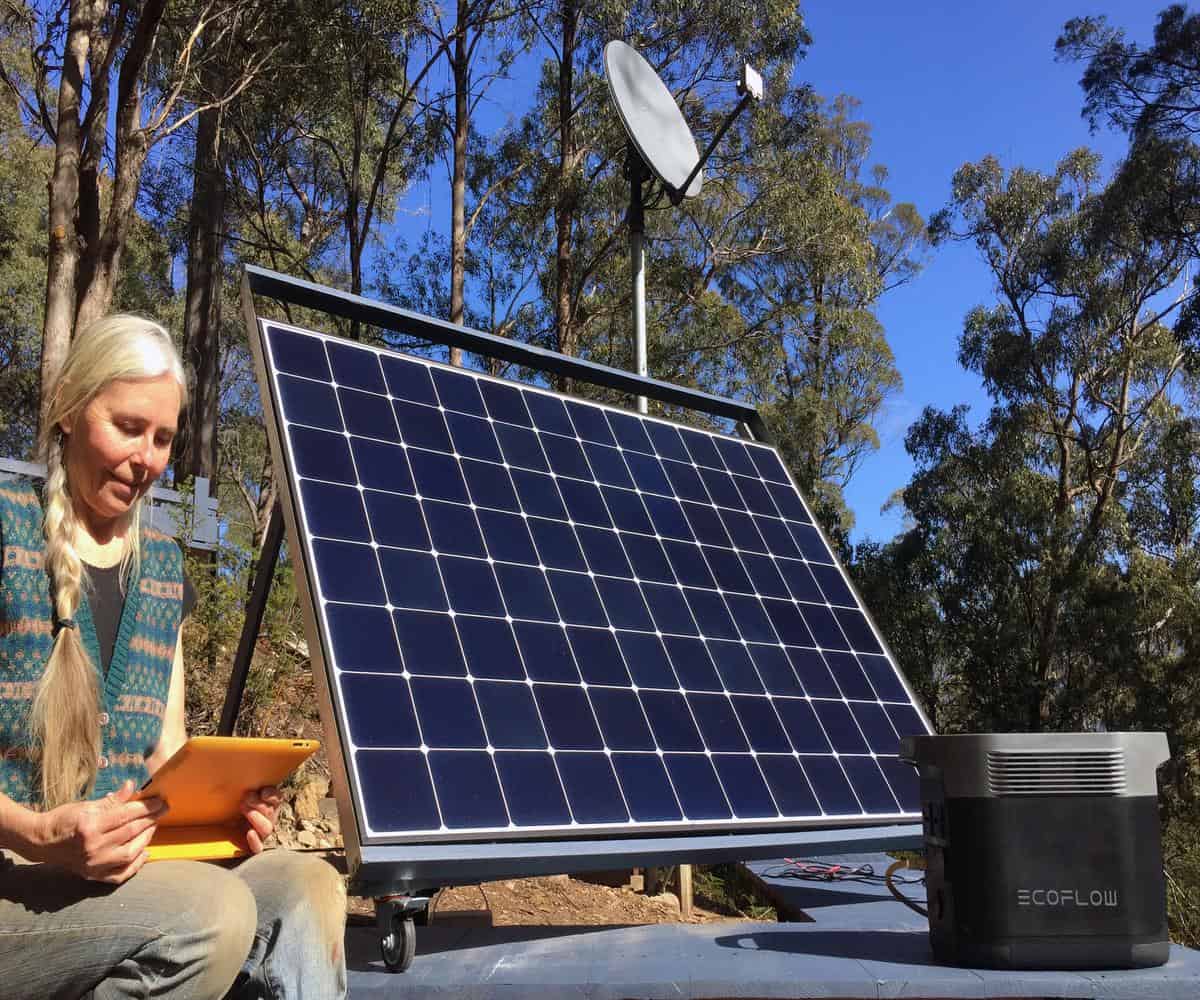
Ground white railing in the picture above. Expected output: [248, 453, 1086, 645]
[0, 457, 219, 550]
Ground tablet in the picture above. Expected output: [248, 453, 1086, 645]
[139, 735, 320, 861]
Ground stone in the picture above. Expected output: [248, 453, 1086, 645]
[293, 775, 330, 822]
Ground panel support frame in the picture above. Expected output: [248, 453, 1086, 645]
[235, 267, 929, 895]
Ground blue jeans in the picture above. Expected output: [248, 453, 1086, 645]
[0, 849, 347, 999]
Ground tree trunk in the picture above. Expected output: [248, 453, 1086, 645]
[448, 0, 469, 366]
[553, 0, 579, 389]
[75, 0, 168, 333]
[179, 98, 228, 483]
[41, 0, 103, 433]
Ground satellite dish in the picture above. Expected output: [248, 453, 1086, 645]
[603, 40, 763, 413]
[604, 40, 703, 199]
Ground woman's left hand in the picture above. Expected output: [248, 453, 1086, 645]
[240, 786, 281, 854]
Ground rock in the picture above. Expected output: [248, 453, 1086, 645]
[297, 829, 318, 848]
[293, 776, 330, 822]
[275, 801, 295, 830]
[318, 797, 339, 821]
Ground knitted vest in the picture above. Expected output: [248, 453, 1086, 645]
[0, 478, 183, 806]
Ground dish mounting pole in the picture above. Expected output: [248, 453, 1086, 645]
[628, 146, 649, 415]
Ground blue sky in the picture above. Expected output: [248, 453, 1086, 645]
[392, 2, 1163, 544]
[797, 1, 1159, 542]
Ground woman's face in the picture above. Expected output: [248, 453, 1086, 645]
[61, 373, 182, 531]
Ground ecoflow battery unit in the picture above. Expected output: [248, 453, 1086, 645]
[900, 733, 1170, 969]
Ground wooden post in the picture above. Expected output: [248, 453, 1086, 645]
[679, 863, 693, 919]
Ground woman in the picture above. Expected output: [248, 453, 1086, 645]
[0, 315, 347, 999]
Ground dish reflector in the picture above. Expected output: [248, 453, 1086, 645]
[604, 40, 702, 198]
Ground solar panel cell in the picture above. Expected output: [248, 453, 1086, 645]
[454, 617, 525, 680]
[610, 753, 683, 822]
[357, 751, 440, 831]
[407, 449, 469, 503]
[391, 611, 465, 676]
[514, 622, 578, 682]
[314, 540, 385, 604]
[664, 637, 722, 692]
[523, 393, 575, 436]
[556, 752, 629, 824]
[326, 604, 402, 672]
[643, 422, 689, 462]
[350, 438, 413, 494]
[341, 673, 420, 747]
[288, 426, 355, 483]
[479, 380, 532, 426]
[378, 549, 447, 611]
[382, 355, 438, 406]
[475, 680, 549, 749]
[540, 433, 592, 480]
[445, 412, 503, 463]
[495, 752, 572, 825]
[712, 754, 779, 818]
[431, 367, 487, 416]
[362, 491, 428, 549]
[475, 509, 537, 564]
[566, 627, 630, 686]
[269, 327, 332, 380]
[664, 754, 731, 820]
[279, 375, 342, 430]
[428, 751, 508, 827]
[423, 500, 487, 558]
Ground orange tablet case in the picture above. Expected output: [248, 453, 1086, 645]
[139, 736, 319, 861]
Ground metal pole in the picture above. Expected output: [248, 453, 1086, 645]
[629, 148, 648, 414]
[218, 502, 285, 736]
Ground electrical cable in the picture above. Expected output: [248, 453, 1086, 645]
[885, 860, 928, 917]
[757, 857, 929, 917]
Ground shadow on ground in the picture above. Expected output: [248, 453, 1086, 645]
[346, 923, 645, 972]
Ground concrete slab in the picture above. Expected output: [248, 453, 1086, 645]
[346, 853, 1200, 999]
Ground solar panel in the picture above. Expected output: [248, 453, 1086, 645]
[256, 319, 931, 845]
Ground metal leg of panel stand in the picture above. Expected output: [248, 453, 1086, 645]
[218, 503, 285, 736]
[376, 891, 436, 972]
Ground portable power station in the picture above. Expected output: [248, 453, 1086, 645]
[899, 732, 1170, 969]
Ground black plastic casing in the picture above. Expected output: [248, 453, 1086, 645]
[922, 781, 1169, 969]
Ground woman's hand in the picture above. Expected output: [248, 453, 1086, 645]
[240, 786, 281, 854]
[32, 780, 165, 884]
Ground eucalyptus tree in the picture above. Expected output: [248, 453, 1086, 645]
[427, 0, 525, 364]
[0, 83, 49, 457]
[716, 94, 927, 541]
[0, 0, 276, 427]
[877, 148, 1198, 734]
[482, 1, 808, 386]
[1057, 4, 1200, 141]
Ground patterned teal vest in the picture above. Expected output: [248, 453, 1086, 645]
[0, 478, 183, 806]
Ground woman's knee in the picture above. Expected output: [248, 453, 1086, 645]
[236, 851, 346, 947]
[138, 861, 257, 994]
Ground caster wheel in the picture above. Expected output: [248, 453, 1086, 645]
[380, 913, 416, 972]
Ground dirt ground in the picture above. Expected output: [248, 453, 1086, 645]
[346, 874, 757, 927]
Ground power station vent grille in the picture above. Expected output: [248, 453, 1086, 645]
[987, 749, 1126, 796]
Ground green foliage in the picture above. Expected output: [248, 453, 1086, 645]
[0, 89, 48, 458]
[1058, 4, 1200, 140]
[692, 863, 777, 921]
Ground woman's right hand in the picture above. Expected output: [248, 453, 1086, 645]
[30, 780, 166, 884]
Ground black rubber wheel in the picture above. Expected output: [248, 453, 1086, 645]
[380, 914, 416, 972]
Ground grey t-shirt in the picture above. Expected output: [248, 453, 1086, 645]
[83, 563, 197, 676]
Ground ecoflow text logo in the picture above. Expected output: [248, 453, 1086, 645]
[1016, 888, 1119, 908]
